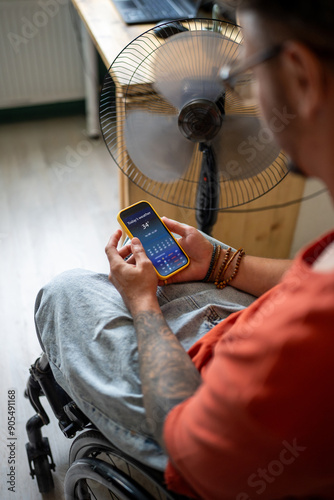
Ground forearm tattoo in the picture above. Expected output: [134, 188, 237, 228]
[133, 310, 201, 446]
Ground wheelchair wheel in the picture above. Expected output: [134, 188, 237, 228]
[66, 429, 179, 500]
[65, 457, 155, 499]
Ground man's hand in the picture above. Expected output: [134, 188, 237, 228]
[105, 229, 159, 314]
[158, 217, 214, 285]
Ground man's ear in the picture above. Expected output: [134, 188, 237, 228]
[282, 41, 327, 119]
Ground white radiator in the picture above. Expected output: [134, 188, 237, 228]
[0, 0, 85, 108]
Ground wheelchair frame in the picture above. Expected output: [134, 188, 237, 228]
[25, 353, 189, 500]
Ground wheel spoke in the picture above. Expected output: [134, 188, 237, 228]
[105, 452, 117, 468]
[86, 482, 98, 500]
[86, 479, 121, 500]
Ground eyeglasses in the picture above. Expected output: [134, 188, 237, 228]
[220, 45, 283, 103]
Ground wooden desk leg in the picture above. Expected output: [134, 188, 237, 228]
[81, 19, 100, 138]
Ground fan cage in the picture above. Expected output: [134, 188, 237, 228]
[100, 18, 289, 211]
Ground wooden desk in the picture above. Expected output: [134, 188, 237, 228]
[72, 0, 152, 68]
[71, 0, 305, 258]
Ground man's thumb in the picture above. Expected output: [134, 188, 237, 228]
[131, 238, 149, 264]
[131, 237, 144, 254]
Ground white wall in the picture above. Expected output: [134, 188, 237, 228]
[290, 178, 334, 257]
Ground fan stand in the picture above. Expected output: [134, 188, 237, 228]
[177, 96, 224, 235]
[196, 143, 219, 235]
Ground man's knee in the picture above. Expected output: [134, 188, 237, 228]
[34, 269, 91, 346]
[36, 269, 93, 306]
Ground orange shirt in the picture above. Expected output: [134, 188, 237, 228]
[164, 231, 334, 500]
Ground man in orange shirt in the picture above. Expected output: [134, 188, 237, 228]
[35, 0, 334, 498]
[104, 0, 334, 497]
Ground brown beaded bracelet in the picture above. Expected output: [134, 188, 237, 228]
[223, 247, 242, 277]
[216, 248, 245, 289]
[214, 247, 232, 285]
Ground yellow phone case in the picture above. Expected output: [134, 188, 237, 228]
[117, 200, 190, 280]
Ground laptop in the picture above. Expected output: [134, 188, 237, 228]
[112, 0, 202, 25]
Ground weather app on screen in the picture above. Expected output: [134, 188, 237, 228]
[123, 206, 188, 277]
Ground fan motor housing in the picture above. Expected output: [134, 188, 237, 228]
[178, 99, 223, 143]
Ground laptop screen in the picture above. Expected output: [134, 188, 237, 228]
[113, 0, 202, 25]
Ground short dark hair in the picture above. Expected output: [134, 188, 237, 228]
[238, 0, 334, 55]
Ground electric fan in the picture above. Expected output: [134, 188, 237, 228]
[100, 18, 289, 235]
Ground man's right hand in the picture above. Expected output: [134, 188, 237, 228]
[159, 217, 214, 285]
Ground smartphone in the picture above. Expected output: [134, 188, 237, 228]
[117, 201, 190, 279]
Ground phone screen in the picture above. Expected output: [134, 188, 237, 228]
[119, 202, 189, 278]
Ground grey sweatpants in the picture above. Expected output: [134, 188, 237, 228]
[35, 257, 255, 470]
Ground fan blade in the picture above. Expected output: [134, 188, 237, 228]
[153, 30, 240, 110]
[124, 110, 194, 182]
[212, 115, 280, 180]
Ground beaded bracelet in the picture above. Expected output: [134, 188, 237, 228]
[202, 243, 218, 282]
[219, 247, 240, 281]
[216, 248, 245, 289]
[214, 247, 232, 285]
[208, 244, 222, 282]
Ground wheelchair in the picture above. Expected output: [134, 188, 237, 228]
[25, 353, 190, 500]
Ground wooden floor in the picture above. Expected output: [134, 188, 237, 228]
[0, 115, 120, 499]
